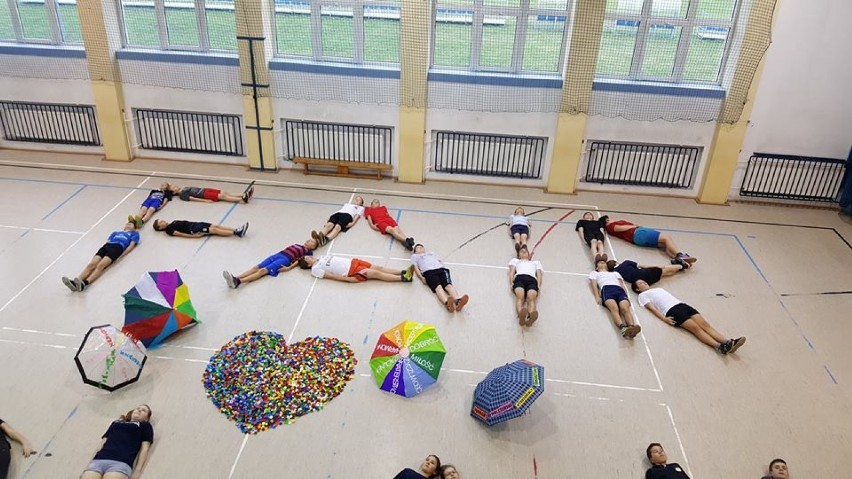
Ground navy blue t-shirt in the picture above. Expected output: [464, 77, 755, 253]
[93, 421, 154, 468]
[0, 418, 9, 447]
[394, 468, 428, 479]
[646, 463, 690, 479]
[614, 260, 641, 282]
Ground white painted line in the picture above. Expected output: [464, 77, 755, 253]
[228, 435, 250, 479]
[544, 378, 662, 393]
[389, 257, 590, 276]
[0, 338, 68, 349]
[0, 176, 152, 316]
[0, 225, 84, 235]
[151, 356, 207, 363]
[1, 327, 76, 337]
[663, 403, 691, 478]
[287, 278, 318, 344]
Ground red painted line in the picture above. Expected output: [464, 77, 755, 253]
[533, 455, 538, 478]
[530, 209, 575, 259]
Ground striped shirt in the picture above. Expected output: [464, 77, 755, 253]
[281, 244, 312, 261]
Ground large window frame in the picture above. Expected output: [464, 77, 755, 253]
[271, 0, 402, 65]
[117, 0, 237, 52]
[2, 0, 82, 45]
[430, 0, 573, 75]
[598, 0, 741, 84]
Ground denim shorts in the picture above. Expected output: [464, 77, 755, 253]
[84, 459, 133, 477]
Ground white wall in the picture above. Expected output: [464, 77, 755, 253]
[736, 0, 852, 196]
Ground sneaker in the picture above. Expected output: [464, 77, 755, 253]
[243, 180, 256, 197]
[676, 252, 698, 264]
[515, 243, 522, 253]
[133, 216, 143, 228]
[446, 296, 456, 313]
[625, 324, 641, 338]
[242, 192, 249, 203]
[402, 265, 414, 282]
[728, 337, 746, 354]
[455, 294, 469, 312]
[620, 324, 630, 338]
[62, 276, 77, 292]
[527, 310, 539, 326]
[74, 278, 87, 291]
[404, 238, 415, 251]
[672, 257, 691, 269]
[717, 341, 731, 354]
[311, 230, 321, 242]
[223, 271, 238, 289]
[518, 307, 529, 326]
[234, 222, 249, 238]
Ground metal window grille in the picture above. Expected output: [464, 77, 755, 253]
[135, 109, 244, 156]
[739, 153, 848, 203]
[0, 101, 100, 146]
[283, 120, 393, 165]
[584, 141, 701, 189]
[432, 131, 545, 179]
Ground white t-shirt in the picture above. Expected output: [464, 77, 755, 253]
[509, 214, 529, 227]
[588, 270, 623, 291]
[311, 255, 353, 279]
[509, 258, 542, 278]
[410, 252, 444, 273]
[337, 203, 364, 218]
[638, 288, 682, 315]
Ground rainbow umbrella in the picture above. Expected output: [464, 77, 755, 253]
[74, 324, 147, 391]
[122, 270, 199, 348]
[470, 359, 544, 426]
[370, 320, 446, 397]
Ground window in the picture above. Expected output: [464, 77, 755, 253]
[119, 0, 237, 51]
[0, 0, 82, 44]
[273, 0, 401, 64]
[597, 0, 738, 83]
[432, 0, 571, 74]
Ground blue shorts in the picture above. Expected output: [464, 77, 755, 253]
[259, 252, 292, 277]
[141, 198, 163, 209]
[84, 459, 133, 477]
[601, 285, 628, 304]
[510, 224, 529, 237]
[632, 227, 660, 247]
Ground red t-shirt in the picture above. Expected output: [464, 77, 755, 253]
[365, 206, 397, 228]
[605, 220, 637, 243]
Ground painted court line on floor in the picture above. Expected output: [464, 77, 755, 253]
[0, 224, 84, 235]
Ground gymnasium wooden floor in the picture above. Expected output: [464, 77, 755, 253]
[1, 150, 851, 478]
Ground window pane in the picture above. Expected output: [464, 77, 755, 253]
[640, 23, 681, 78]
[59, 0, 83, 43]
[530, 0, 568, 9]
[696, 0, 736, 20]
[364, 3, 400, 63]
[207, 0, 237, 50]
[321, 5, 353, 59]
[683, 25, 728, 82]
[275, 4, 312, 56]
[597, 19, 638, 76]
[0, 1, 15, 40]
[433, 16, 472, 67]
[607, 0, 640, 15]
[650, 0, 689, 18]
[17, 0, 51, 41]
[523, 14, 565, 72]
[480, 15, 516, 69]
[165, 0, 200, 47]
[122, 1, 160, 47]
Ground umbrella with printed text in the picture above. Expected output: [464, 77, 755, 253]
[74, 324, 147, 392]
[370, 320, 446, 397]
[122, 270, 200, 348]
[470, 359, 544, 426]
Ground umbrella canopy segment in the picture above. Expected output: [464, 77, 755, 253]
[122, 270, 199, 348]
[74, 324, 147, 392]
[471, 359, 544, 426]
[370, 320, 446, 397]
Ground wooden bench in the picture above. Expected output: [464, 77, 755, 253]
[292, 157, 392, 180]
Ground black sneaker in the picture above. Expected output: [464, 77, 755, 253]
[728, 337, 746, 354]
[404, 238, 415, 251]
[234, 222, 249, 238]
[75, 278, 87, 291]
[243, 180, 256, 196]
[223, 271, 238, 289]
[718, 340, 732, 354]
[676, 252, 698, 264]
[673, 257, 691, 269]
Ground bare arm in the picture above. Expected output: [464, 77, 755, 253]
[413, 264, 426, 284]
[589, 280, 601, 304]
[508, 265, 516, 287]
[170, 231, 202, 239]
[156, 198, 169, 211]
[346, 215, 361, 229]
[277, 263, 298, 273]
[130, 441, 152, 479]
[611, 223, 634, 233]
[188, 196, 213, 203]
[536, 268, 543, 289]
[118, 242, 137, 260]
[0, 422, 34, 457]
[366, 216, 379, 231]
[645, 303, 676, 325]
[321, 272, 359, 283]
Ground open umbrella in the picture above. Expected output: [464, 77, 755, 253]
[74, 324, 147, 391]
[370, 320, 446, 397]
[122, 270, 199, 348]
[471, 359, 544, 426]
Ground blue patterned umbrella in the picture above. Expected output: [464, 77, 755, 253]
[470, 359, 544, 426]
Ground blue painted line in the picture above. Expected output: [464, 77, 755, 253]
[192, 203, 239, 257]
[747, 235, 756, 238]
[42, 185, 86, 220]
[21, 404, 79, 478]
[732, 235, 769, 283]
[219, 203, 238, 224]
[388, 209, 403, 250]
[802, 335, 815, 351]
[824, 366, 838, 384]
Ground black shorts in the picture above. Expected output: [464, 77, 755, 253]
[423, 268, 452, 292]
[512, 274, 539, 292]
[666, 303, 699, 326]
[95, 243, 125, 262]
[327, 212, 354, 231]
[637, 267, 663, 285]
[187, 222, 211, 235]
[510, 224, 529, 237]
[583, 230, 605, 246]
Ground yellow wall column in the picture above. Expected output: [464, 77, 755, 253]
[698, 0, 776, 204]
[397, 0, 430, 183]
[77, 0, 132, 161]
[235, 0, 277, 170]
[546, 0, 606, 194]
